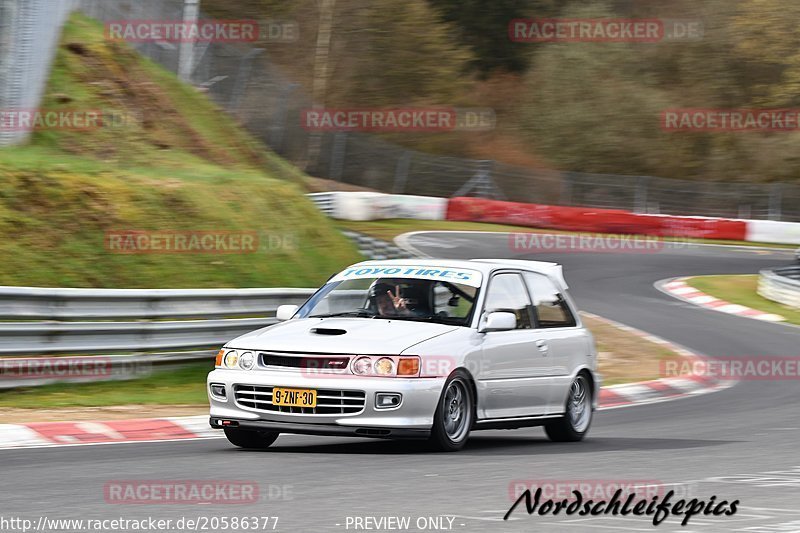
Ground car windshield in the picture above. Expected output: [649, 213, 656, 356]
[296, 277, 480, 326]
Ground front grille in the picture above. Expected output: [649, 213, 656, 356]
[259, 352, 351, 371]
[233, 385, 366, 415]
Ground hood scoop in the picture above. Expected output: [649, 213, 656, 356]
[310, 327, 347, 336]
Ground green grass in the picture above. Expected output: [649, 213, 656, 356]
[339, 219, 799, 249]
[686, 275, 800, 326]
[0, 13, 362, 288]
[0, 361, 212, 408]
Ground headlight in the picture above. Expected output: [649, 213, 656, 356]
[349, 356, 419, 377]
[352, 356, 372, 375]
[223, 350, 239, 368]
[238, 351, 255, 370]
[373, 357, 395, 376]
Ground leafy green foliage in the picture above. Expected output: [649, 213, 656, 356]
[0, 13, 362, 288]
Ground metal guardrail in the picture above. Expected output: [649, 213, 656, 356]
[0, 317, 281, 355]
[0, 287, 316, 320]
[0, 230, 411, 388]
[0, 286, 317, 387]
[758, 266, 800, 310]
[0, 350, 214, 390]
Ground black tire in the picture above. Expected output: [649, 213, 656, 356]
[428, 370, 474, 452]
[545, 373, 593, 442]
[224, 428, 280, 449]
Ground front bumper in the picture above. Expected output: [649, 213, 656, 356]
[207, 368, 446, 436]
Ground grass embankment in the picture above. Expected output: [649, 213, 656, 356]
[686, 275, 800, 326]
[0, 13, 361, 288]
[0, 14, 361, 416]
[0, 361, 213, 411]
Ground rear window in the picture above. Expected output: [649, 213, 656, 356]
[522, 272, 576, 328]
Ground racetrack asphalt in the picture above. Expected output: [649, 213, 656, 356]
[2, 232, 798, 533]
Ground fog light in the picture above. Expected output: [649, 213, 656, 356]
[375, 393, 402, 409]
[210, 383, 227, 399]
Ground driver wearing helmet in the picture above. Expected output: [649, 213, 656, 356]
[368, 281, 414, 317]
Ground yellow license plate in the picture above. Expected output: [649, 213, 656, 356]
[272, 387, 317, 408]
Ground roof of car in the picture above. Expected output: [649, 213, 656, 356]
[345, 258, 568, 289]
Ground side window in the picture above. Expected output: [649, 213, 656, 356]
[483, 273, 533, 330]
[523, 272, 576, 328]
[432, 282, 475, 320]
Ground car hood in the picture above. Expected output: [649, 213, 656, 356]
[226, 317, 460, 355]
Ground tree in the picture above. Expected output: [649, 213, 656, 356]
[427, 0, 566, 76]
[330, 0, 473, 106]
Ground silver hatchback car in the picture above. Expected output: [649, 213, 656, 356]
[208, 259, 599, 451]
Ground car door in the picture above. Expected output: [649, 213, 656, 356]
[522, 271, 589, 415]
[478, 271, 552, 418]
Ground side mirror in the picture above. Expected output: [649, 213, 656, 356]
[276, 304, 299, 321]
[478, 311, 517, 333]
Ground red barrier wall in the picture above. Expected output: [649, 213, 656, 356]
[446, 197, 748, 240]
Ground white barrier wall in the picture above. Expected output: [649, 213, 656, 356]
[314, 191, 800, 246]
[330, 192, 447, 221]
[746, 220, 800, 246]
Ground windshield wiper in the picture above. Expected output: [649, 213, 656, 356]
[309, 309, 377, 318]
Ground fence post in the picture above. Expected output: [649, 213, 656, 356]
[177, 0, 199, 83]
[769, 183, 783, 221]
[560, 172, 573, 206]
[329, 132, 347, 181]
[305, 0, 336, 170]
[392, 151, 411, 194]
[229, 48, 263, 112]
[738, 204, 752, 219]
[0, 0, 14, 146]
[634, 176, 649, 214]
[269, 82, 298, 152]
[480, 160, 496, 198]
